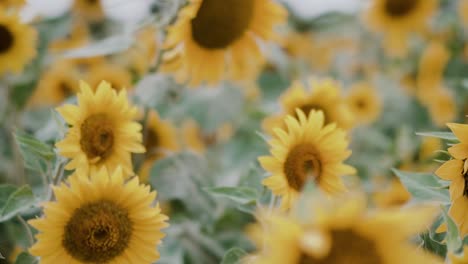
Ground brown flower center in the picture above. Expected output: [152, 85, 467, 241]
[62, 200, 132, 263]
[80, 114, 114, 161]
[299, 230, 382, 264]
[384, 0, 419, 17]
[191, 0, 254, 49]
[58, 81, 74, 98]
[283, 144, 322, 191]
[355, 99, 367, 109]
[144, 127, 159, 157]
[0, 24, 14, 53]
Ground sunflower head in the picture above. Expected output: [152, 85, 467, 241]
[259, 109, 356, 210]
[87, 63, 133, 92]
[417, 41, 449, 103]
[29, 167, 168, 263]
[424, 88, 456, 127]
[347, 82, 382, 125]
[56, 80, 145, 175]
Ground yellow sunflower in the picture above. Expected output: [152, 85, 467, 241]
[419, 136, 442, 161]
[249, 195, 442, 264]
[87, 63, 133, 92]
[373, 177, 411, 208]
[263, 79, 354, 134]
[138, 110, 180, 182]
[365, 0, 437, 57]
[0, 0, 25, 8]
[346, 82, 382, 125]
[29, 167, 168, 264]
[425, 88, 456, 127]
[56, 80, 145, 175]
[28, 61, 80, 107]
[163, 0, 287, 86]
[259, 109, 356, 210]
[0, 12, 37, 74]
[182, 119, 233, 154]
[73, 0, 105, 21]
[460, 0, 468, 26]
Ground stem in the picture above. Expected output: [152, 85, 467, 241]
[17, 215, 34, 247]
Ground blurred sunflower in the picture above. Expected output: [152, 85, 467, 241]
[263, 79, 354, 134]
[366, 0, 437, 57]
[259, 109, 355, 210]
[346, 82, 382, 125]
[250, 195, 441, 264]
[460, 0, 468, 26]
[373, 177, 411, 208]
[0, 12, 37, 74]
[56, 81, 145, 175]
[87, 63, 133, 91]
[28, 61, 80, 107]
[163, 0, 287, 85]
[182, 119, 233, 154]
[0, 0, 25, 8]
[73, 0, 105, 21]
[139, 111, 179, 182]
[29, 167, 168, 264]
[425, 88, 456, 127]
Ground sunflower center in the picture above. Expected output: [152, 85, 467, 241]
[0, 24, 14, 53]
[144, 128, 159, 157]
[296, 104, 328, 124]
[284, 144, 322, 191]
[384, 0, 419, 17]
[191, 0, 255, 49]
[80, 114, 114, 161]
[355, 99, 366, 109]
[299, 230, 382, 264]
[62, 200, 132, 263]
[59, 81, 74, 98]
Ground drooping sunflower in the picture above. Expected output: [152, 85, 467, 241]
[0, 12, 37, 74]
[29, 167, 168, 264]
[373, 177, 411, 208]
[56, 81, 145, 175]
[49, 23, 89, 52]
[163, 0, 287, 86]
[263, 79, 354, 134]
[365, 0, 437, 57]
[249, 195, 442, 264]
[182, 119, 233, 154]
[346, 82, 382, 125]
[28, 61, 80, 107]
[87, 63, 133, 92]
[138, 110, 180, 182]
[73, 0, 105, 21]
[259, 109, 356, 210]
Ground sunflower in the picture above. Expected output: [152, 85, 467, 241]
[263, 79, 354, 134]
[0, 0, 25, 9]
[28, 61, 80, 107]
[365, 0, 437, 57]
[373, 177, 411, 208]
[56, 80, 145, 175]
[182, 119, 233, 154]
[259, 109, 356, 210]
[138, 110, 180, 182]
[29, 167, 168, 264]
[419, 136, 442, 161]
[73, 0, 105, 21]
[249, 195, 442, 264]
[0, 12, 37, 74]
[87, 64, 133, 92]
[163, 0, 287, 86]
[417, 41, 449, 104]
[460, 0, 468, 27]
[346, 82, 382, 125]
[49, 23, 89, 53]
[425, 88, 456, 127]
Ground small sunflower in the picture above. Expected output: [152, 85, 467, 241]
[263, 79, 354, 134]
[249, 195, 442, 264]
[366, 0, 437, 57]
[259, 109, 356, 210]
[346, 82, 382, 125]
[56, 80, 145, 175]
[373, 177, 411, 208]
[163, 0, 287, 85]
[49, 23, 89, 52]
[29, 167, 168, 264]
[87, 63, 133, 92]
[28, 61, 80, 107]
[182, 119, 233, 154]
[139, 110, 180, 182]
[425, 88, 456, 127]
[73, 0, 105, 21]
[0, 12, 37, 74]
[0, 0, 25, 9]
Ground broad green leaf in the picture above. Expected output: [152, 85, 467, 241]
[204, 187, 258, 204]
[416, 132, 458, 141]
[392, 169, 450, 204]
[221, 247, 247, 264]
[14, 252, 38, 264]
[441, 205, 462, 252]
[14, 131, 54, 172]
[0, 185, 36, 222]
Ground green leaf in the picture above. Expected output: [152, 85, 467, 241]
[392, 169, 450, 204]
[204, 187, 258, 204]
[14, 252, 38, 264]
[416, 132, 458, 141]
[221, 247, 247, 264]
[14, 131, 54, 172]
[0, 185, 36, 222]
[441, 205, 462, 253]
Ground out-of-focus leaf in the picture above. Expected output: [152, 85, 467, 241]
[441, 205, 462, 253]
[416, 132, 458, 141]
[14, 131, 54, 172]
[221, 247, 247, 264]
[393, 169, 450, 204]
[0, 185, 36, 222]
[14, 252, 38, 264]
[204, 187, 258, 205]
[63, 34, 134, 58]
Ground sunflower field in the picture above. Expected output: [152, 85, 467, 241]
[2, 0, 468, 263]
